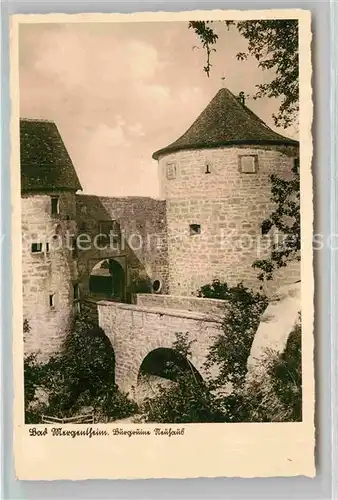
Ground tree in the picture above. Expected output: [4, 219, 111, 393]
[189, 20, 299, 128]
[199, 282, 268, 388]
[252, 159, 300, 281]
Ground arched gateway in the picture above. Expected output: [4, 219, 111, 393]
[89, 259, 125, 301]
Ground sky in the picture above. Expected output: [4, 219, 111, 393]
[19, 21, 298, 198]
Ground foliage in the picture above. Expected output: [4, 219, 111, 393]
[141, 284, 301, 424]
[188, 21, 218, 77]
[141, 333, 223, 423]
[141, 375, 223, 423]
[24, 313, 137, 423]
[268, 318, 302, 421]
[24, 352, 44, 408]
[190, 19, 299, 128]
[252, 159, 300, 281]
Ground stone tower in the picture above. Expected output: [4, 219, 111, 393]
[21, 119, 82, 359]
[153, 88, 299, 296]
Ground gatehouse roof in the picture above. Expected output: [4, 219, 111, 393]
[20, 118, 82, 192]
[152, 88, 298, 160]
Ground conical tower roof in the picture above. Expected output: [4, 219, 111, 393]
[20, 118, 82, 192]
[152, 88, 298, 160]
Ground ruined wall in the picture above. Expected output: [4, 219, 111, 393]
[97, 301, 222, 394]
[76, 195, 168, 301]
[158, 144, 300, 296]
[22, 191, 78, 359]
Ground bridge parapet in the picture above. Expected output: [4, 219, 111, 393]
[135, 293, 228, 316]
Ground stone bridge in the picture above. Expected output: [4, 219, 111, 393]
[97, 296, 224, 395]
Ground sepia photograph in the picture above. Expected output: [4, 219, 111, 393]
[11, 10, 314, 480]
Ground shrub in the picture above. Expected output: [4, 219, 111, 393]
[141, 333, 223, 423]
[200, 281, 268, 388]
[268, 319, 302, 421]
[141, 283, 301, 424]
[24, 312, 137, 423]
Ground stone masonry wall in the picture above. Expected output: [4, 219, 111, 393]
[76, 195, 168, 301]
[158, 144, 299, 296]
[97, 301, 222, 394]
[136, 293, 227, 316]
[22, 191, 78, 359]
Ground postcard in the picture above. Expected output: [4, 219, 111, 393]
[11, 9, 314, 479]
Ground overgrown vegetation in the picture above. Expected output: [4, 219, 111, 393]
[198, 281, 301, 423]
[252, 158, 300, 281]
[140, 285, 302, 424]
[25, 283, 302, 424]
[141, 334, 224, 423]
[24, 313, 137, 424]
[199, 282, 268, 388]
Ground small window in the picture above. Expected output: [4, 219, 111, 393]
[98, 220, 120, 245]
[49, 294, 55, 308]
[239, 155, 258, 174]
[166, 163, 176, 180]
[46, 242, 50, 253]
[51, 197, 59, 215]
[72, 237, 77, 258]
[31, 243, 43, 253]
[99, 220, 120, 235]
[73, 283, 79, 300]
[189, 224, 201, 236]
[205, 163, 211, 174]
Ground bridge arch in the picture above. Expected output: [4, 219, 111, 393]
[138, 347, 203, 383]
[134, 347, 204, 402]
[98, 301, 222, 395]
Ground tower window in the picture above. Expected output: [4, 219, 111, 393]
[31, 243, 43, 253]
[72, 237, 78, 258]
[189, 224, 201, 235]
[73, 283, 80, 300]
[49, 294, 55, 308]
[98, 220, 120, 245]
[239, 155, 258, 173]
[51, 197, 59, 215]
[73, 284, 81, 314]
[166, 163, 176, 180]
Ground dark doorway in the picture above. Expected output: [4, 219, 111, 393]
[89, 259, 125, 301]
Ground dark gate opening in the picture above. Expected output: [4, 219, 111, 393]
[89, 259, 125, 301]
